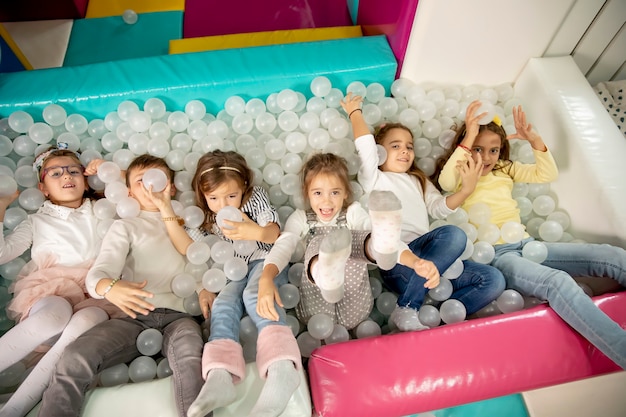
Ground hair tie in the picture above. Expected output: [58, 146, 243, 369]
[492, 114, 502, 126]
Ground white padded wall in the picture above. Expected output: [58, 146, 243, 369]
[400, 0, 575, 85]
[515, 56, 626, 248]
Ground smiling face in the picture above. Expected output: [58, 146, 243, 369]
[38, 155, 87, 208]
[378, 127, 415, 173]
[203, 178, 244, 215]
[471, 130, 503, 175]
[307, 172, 348, 222]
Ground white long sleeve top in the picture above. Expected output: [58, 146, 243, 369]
[85, 210, 187, 313]
[0, 199, 101, 271]
[355, 134, 455, 243]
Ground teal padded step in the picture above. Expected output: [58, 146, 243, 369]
[406, 393, 529, 417]
[0, 35, 396, 119]
[63, 11, 183, 66]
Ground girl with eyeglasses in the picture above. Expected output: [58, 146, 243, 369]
[0, 145, 120, 416]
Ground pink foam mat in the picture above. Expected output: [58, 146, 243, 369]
[183, 0, 352, 38]
[308, 292, 625, 417]
[357, 0, 419, 76]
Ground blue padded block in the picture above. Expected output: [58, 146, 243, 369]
[0, 35, 396, 119]
[63, 11, 183, 66]
[0, 36, 27, 73]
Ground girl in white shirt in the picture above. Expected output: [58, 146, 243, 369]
[256, 153, 440, 331]
[0, 146, 117, 417]
[342, 93, 505, 330]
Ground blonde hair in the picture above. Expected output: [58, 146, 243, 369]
[192, 150, 254, 230]
[300, 153, 353, 208]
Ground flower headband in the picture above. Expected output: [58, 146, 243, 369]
[33, 143, 81, 174]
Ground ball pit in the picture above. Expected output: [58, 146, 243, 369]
[1, 60, 625, 416]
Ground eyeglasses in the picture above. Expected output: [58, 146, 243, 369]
[41, 165, 85, 180]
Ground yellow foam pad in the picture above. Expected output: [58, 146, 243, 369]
[169, 26, 362, 54]
[86, 0, 184, 18]
[0, 23, 33, 70]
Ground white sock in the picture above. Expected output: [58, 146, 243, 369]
[313, 229, 352, 303]
[248, 360, 300, 417]
[187, 368, 237, 417]
[391, 306, 429, 332]
[368, 190, 403, 270]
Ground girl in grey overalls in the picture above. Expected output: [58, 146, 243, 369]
[296, 209, 374, 330]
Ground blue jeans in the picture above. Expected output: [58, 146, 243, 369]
[450, 261, 506, 315]
[492, 238, 626, 369]
[381, 225, 466, 309]
[209, 259, 289, 342]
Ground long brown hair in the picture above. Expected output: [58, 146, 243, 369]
[192, 150, 254, 230]
[431, 121, 511, 189]
[300, 152, 353, 208]
[374, 122, 428, 191]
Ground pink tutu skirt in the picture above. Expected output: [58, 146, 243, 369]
[7, 264, 124, 322]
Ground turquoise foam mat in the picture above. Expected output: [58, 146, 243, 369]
[63, 11, 183, 66]
[0, 35, 396, 119]
[407, 393, 530, 417]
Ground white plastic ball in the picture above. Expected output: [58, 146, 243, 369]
[142, 168, 168, 192]
[18, 188, 45, 211]
[532, 195, 556, 216]
[128, 356, 157, 383]
[310, 76, 332, 97]
[307, 313, 335, 340]
[202, 269, 227, 293]
[97, 161, 122, 184]
[171, 273, 196, 298]
[136, 328, 163, 356]
[471, 241, 495, 264]
[65, 114, 88, 134]
[522, 240, 548, 263]
[496, 289, 524, 313]
[8, 111, 34, 133]
[99, 363, 129, 387]
[122, 9, 138, 24]
[185, 100, 207, 121]
[186, 241, 211, 265]
[277, 111, 299, 132]
[116, 196, 141, 218]
[500, 221, 525, 244]
[538, 220, 563, 242]
[14, 166, 38, 188]
[439, 299, 466, 324]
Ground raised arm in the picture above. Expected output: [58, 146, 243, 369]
[340, 93, 370, 139]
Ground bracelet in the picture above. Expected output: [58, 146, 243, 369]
[349, 108, 363, 118]
[457, 144, 471, 153]
[101, 277, 120, 297]
[162, 216, 185, 226]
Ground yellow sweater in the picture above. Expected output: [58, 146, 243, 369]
[439, 147, 559, 243]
